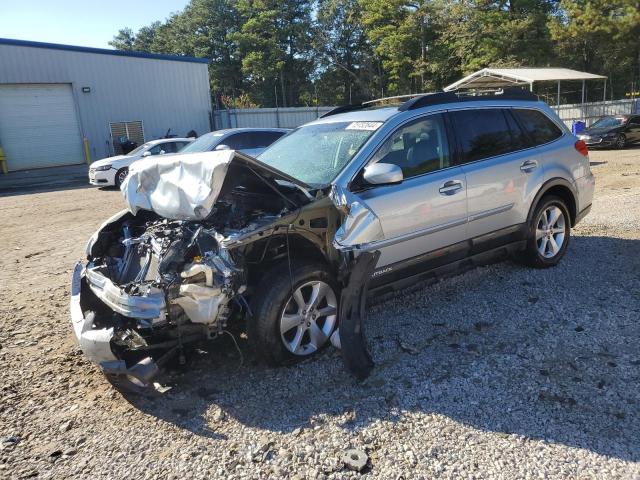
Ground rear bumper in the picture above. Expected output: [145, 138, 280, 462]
[575, 172, 595, 225]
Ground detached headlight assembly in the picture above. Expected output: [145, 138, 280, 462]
[93, 165, 112, 171]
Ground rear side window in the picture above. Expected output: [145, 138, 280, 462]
[513, 109, 563, 145]
[224, 133, 253, 150]
[449, 109, 518, 163]
[254, 131, 286, 147]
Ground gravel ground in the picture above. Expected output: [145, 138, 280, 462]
[1, 148, 639, 479]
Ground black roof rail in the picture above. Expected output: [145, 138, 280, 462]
[398, 87, 538, 112]
[320, 103, 365, 118]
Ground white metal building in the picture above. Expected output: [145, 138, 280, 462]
[0, 38, 212, 171]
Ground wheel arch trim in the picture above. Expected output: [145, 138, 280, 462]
[526, 178, 578, 226]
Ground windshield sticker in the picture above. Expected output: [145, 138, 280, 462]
[345, 121, 383, 131]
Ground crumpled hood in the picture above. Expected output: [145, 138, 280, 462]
[121, 150, 310, 221]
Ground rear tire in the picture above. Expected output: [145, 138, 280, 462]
[248, 261, 339, 366]
[115, 167, 129, 188]
[518, 195, 571, 268]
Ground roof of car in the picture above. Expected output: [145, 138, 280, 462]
[209, 128, 291, 136]
[307, 107, 400, 125]
[146, 138, 193, 145]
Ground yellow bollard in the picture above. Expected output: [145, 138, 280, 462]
[0, 146, 7, 174]
[83, 137, 91, 165]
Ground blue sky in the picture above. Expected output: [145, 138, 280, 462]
[0, 0, 191, 49]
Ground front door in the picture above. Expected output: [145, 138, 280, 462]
[350, 113, 468, 275]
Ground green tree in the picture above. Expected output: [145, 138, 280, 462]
[232, 0, 314, 106]
[109, 27, 136, 50]
[550, 0, 640, 97]
[359, 0, 432, 94]
[314, 0, 378, 104]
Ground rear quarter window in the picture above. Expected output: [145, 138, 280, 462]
[513, 109, 563, 146]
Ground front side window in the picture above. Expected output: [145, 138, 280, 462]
[369, 114, 450, 178]
[258, 122, 378, 187]
[148, 144, 165, 155]
[513, 109, 563, 146]
[449, 109, 516, 164]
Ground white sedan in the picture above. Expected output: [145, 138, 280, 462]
[88, 138, 193, 187]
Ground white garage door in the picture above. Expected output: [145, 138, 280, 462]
[0, 84, 84, 171]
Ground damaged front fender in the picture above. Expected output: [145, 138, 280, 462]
[337, 250, 380, 380]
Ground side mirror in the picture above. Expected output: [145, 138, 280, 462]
[141, 151, 152, 157]
[215, 144, 231, 151]
[363, 163, 403, 185]
[159, 150, 165, 155]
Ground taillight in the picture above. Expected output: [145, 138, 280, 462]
[575, 139, 589, 157]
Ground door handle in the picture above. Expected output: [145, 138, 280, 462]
[520, 160, 538, 172]
[439, 180, 463, 195]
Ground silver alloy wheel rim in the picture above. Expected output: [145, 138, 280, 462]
[617, 135, 625, 148]
[536, 205, 566, 258]
[280, 280, 338, 356]
[117, 169, 128, 185]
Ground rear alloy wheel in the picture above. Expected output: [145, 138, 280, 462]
[535, 205, 566, 259]
[249, 261, 339, 366]
[115, 167, 129, 188]
[615, 134, 626, 149]
[519, 195, 571, 268]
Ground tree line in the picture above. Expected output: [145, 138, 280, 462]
[110, 0, 640, 108]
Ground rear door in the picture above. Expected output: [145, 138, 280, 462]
[351, 113, 468, 271]
[448, 107, 544, 243]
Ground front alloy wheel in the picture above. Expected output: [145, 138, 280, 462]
[115, 167, 129, 187]
[280, 280, 338, 356]
[616, 134, 626, 149]
[248, 261, 339, 366]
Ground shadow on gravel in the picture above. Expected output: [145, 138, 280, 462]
[125, 235, 640, 462]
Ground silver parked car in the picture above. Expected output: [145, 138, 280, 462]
[178, 127, 289, 157]
[71, 89, 594, 391]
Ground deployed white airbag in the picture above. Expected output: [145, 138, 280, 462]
[121, 151, 234, 220]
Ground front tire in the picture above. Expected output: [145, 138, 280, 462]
[248, 261, 339, 366]
[115, 167, 129, 188]
[615, 134, 626, 150]
[519, 195, 571, 268]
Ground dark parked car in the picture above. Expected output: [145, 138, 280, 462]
[577, 115, 640, 149]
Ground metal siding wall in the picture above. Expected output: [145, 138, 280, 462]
[213, 106, 335, 130]
[0, 44, 211, 162]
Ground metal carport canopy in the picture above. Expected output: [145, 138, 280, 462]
[444, 68, 606, 91]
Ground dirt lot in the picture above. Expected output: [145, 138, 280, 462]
[1, 148, 639, 479]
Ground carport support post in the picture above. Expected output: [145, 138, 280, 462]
[557, 80, 561, 111]
[581, 79, 586, 120]
[603, 78, 607, 117]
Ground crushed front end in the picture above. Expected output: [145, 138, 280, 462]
[70, 151, 313, 392]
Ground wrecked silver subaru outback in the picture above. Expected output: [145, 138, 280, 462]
[71, 90, 594, 392]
